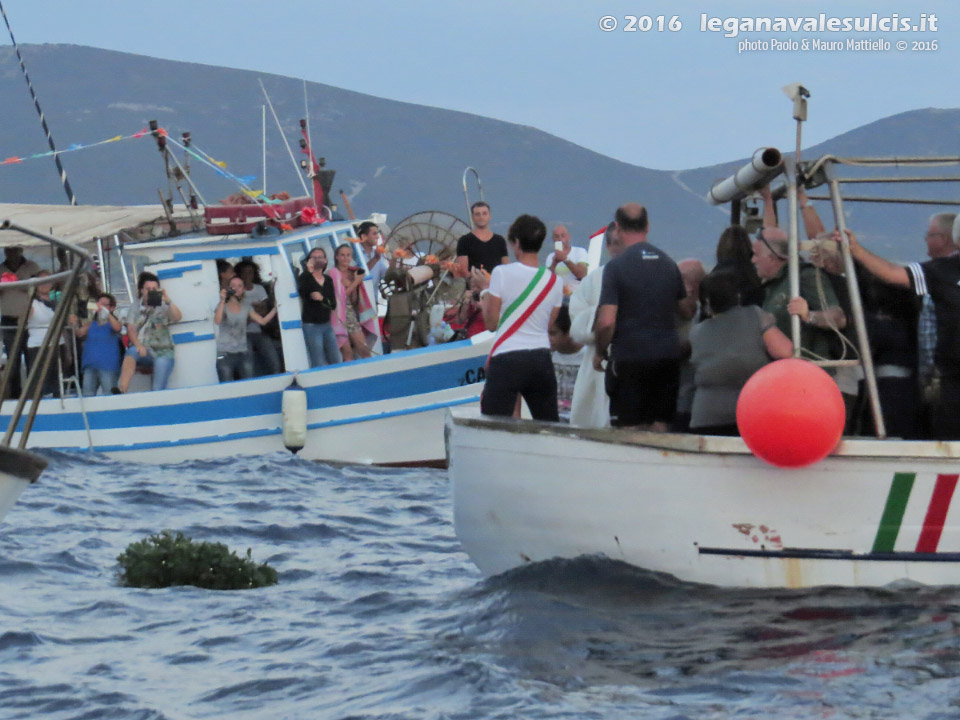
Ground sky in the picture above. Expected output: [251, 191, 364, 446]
[0, 0, 956, 170]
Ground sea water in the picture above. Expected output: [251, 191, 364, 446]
[1, 451, 959, 719]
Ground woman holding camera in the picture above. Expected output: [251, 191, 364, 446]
[75, 293, 122, 396]
[298, 247, 341, 367]
[117, 272, 182, 393]
[330, 243, 377, 361]
[214, 276, 278, 382]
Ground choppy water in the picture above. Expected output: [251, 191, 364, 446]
[2, 451, 960, 719]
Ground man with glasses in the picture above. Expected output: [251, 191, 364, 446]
[844, 214, 960, 439]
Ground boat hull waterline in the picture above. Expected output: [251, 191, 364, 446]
[447, 409, 960, 589]
[0, 338, 489, 465]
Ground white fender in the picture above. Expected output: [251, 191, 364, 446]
[282, 376, 308, 453]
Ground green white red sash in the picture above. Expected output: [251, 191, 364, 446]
[488, 267, 558, 359]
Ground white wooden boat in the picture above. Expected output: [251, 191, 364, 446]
[447, 408, 960, 589]
[448, 90, 960, 589]
[0, 445, 46, 524]
[0, 217, 490, 464]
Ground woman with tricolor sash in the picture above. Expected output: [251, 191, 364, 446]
[474, 214, 564, 421]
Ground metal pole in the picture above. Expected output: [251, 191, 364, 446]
[95, 237, 108, 292]
[462, 167, 483, 224]
[262, 105, 267, 196]
[822, 162, 886, 439]
[806, 195, 960, 206]
[782, 156, 802, 354]
[17, 266, 83, 448]
[116, 233, 135, 304]
[0, 285, 35, 409]
[259, 79, 312, 198]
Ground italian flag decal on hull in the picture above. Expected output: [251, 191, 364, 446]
[872, 472, 960, 553]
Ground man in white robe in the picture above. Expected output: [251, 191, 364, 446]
[569, 223, 622, 427]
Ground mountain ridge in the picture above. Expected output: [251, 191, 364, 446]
[1, 44, 956, 261]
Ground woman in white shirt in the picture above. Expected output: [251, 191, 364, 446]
[25, 271, 65, 397]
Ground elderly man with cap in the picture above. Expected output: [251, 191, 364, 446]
[0, 244, 41, 398]
[751, 225, 846, 362]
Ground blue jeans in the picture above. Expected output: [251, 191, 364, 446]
[216, 351, 254, 383]
[82, 367, 119, 396]
[124, 346, 175, 391]
[248, 331, 282, 376]
[302, 322, 341, 367]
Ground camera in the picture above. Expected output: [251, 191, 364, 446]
[146, 289, 163, 307]
[225, 288, 237, 299]
[350, 266, 365, 275]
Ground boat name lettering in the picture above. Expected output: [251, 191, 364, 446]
[460, 366, 486, 386]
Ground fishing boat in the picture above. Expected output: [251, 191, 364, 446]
[0, 205, 491, 464]
[447, 86, 960, 589]
[0, 110, 493, 465]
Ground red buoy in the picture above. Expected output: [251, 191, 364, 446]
[736, 359, 845, 468]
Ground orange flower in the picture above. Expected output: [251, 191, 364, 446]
[424, 254, 438, 265]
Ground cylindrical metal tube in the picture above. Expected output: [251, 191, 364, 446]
[707, 148, 783, 205]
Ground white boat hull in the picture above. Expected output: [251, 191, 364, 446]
[0, 337, 490, 465]
[447, 408, 960, 589]
[0, 446, 46, 524]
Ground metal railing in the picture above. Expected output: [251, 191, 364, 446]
[0, 220, 92, 449]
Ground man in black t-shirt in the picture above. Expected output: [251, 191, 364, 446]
[845, 221, 960, 439]
[595, 203, 686, 430]
[455, 201, 509, 275]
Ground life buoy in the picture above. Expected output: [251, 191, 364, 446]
[282, 376, 307, 453]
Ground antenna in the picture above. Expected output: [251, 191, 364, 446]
[262, 105, 267, 197]
[258, 78, 311, 198]
[303, 80, 313, 176]
[782, 82, 810, 166]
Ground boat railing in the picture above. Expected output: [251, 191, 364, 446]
[0, 220, 92, 448]
[707, 99, 960, 441]
[462, 167, 483, 223]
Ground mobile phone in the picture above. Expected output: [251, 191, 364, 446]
[146, 289, 163, 307]
[554, 241, 563, 252]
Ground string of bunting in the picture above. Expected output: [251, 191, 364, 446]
[0, 123, 314, 222]
[0, 128, 264, 199]
[164, 136, 281, 205]
[0, 127, 156, 167]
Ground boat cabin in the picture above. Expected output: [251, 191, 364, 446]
[118, 220, 381, 392]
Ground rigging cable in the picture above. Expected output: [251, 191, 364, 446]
[0, 0, 77, 205]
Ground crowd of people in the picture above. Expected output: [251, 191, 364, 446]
[472, 193, 960, 442]
[3, 187, 955, 440]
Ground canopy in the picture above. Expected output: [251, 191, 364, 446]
[0, 203, 168, 247]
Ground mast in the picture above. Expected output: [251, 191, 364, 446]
[262, 105, 267, 197]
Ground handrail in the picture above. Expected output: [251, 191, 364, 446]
[0, 220, 91, 449]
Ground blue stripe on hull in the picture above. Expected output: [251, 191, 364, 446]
[1, 354, 486, 433]
[48, 395, 480, 453]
